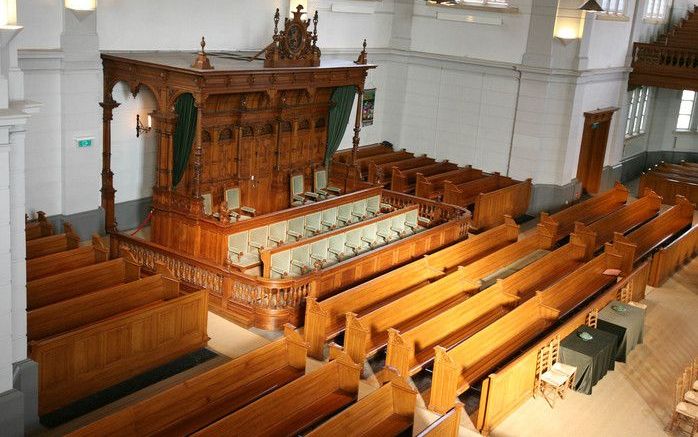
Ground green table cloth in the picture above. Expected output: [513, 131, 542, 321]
[597, 300, 645, 362]
[559, 325, 619, 395]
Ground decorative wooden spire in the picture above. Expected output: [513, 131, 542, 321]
[355, 39, 368, 65]
[191, 36, 214, 70]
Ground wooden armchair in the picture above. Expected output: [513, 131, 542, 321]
[314, 167, 341, 198]
[290, 173, 307, 206]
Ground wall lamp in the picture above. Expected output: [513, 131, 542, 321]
[64, 0, 96, 20]
[136, 114, 152, 138]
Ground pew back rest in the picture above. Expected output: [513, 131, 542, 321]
[306, 378, 417, 437]
[26, 225, 80, 259]
[66, 325, 307, 437]
[192, 353, 361, 436]
[544, 182, 629, 239]
[445, 296, 558, 388]
[27, 274, 177, 342]
[26, 257, 140, 310]
[26, 238, 109, 281]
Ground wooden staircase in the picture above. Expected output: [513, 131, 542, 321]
[629, 5, 698, 91]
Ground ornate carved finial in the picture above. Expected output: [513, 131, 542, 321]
[274, 8, 280, 36]
[355, 39, 368, 65]
[191, 36, 214, 70]
[264, 6, 321, 68]
[312, 11, 319, 48]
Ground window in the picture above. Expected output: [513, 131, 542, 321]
[600, 0, 625, 15]
[676, 90, 697, 131]
[428, 0, 510, 9]
[626, 87, 650, 138]
[644, 0, 668, 19]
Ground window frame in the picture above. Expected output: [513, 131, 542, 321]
[599, 0, 626, 16]
[675, 90, 698, 132]
[625, 87, 650, 139]
[644, 0, 668, 20]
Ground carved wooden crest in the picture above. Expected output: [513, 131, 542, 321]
[264, 6, 321, 68]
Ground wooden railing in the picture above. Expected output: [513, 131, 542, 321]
[381, 189, 468, 223]
[631, 43, 698, 88]
[649, 224, 698, 286]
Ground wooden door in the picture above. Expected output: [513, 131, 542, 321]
[576, 107, 618, 194]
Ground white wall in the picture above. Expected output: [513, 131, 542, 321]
[111, 83, 157, 204]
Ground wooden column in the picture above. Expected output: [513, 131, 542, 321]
[100, 97, 120, 233]
[192, 100, 204, 199]
[350, 87, 363, 165]
[152, 111, 178, 189]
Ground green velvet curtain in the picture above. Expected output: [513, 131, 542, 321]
[172, 93, 198, 187]
[324, 85, 357, 167]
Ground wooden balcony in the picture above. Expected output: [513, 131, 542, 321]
[629, 43, 698, 91]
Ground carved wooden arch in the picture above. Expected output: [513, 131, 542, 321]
[167, 90, 208, 111]
[103, 77, 164, 111]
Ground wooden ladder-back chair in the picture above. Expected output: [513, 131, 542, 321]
[669, 375, 698, 435]
[692, 358, 698, 392]
[549, 336, 576, 390]
[619, 282, 648, 310]
[534, 337, 575, 408]
[585, 308, 599, 329]
[684, 367, 698, 406]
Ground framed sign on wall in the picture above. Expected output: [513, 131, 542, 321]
[362, 88, 376, 126]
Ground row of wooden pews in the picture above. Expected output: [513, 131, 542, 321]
[332, 143, 533, 231]
[59, 183, 696, 437]
[639, 161, 698, 206]
[24, 223, 209, 417]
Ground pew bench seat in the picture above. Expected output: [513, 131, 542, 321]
[478, 248, 550, 290]
[159, 366, 304, 436]
[264, 391, 355, 436]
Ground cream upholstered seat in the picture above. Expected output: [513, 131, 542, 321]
[290, 174, 306, 206]
[314, 168, 340, 198]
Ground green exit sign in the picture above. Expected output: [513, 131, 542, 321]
[76, 137, 93, 148]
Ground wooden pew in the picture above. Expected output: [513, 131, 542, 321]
[572, 190, 662, 251]
[25, 211, 54, 240]
[67, 325, 307, 437]
[333, 142, 393, 164]
[26, 235, 108, 281]
[414, 167, 484, 200]
[649, 223, 698, 286]
[306, 374, 417, 437]
[384, 233, 592, 378]
[539, 242, 632, 317]
[417, 404, 463, 437]
[442, 173, 516, 207]
[304, 218, 519, 359]
[657, 162, 698, 176]
[428, 295, 559, 414]
[339, 267, 482, 366]
[391, 162, 458, 193]
[539, 181, 629, 241]
[356, 149, 414, 176]
[616, 194, 695, 261]
[31, 273, 208, 415]
[427, 242, 633, 414]
[27, 273, 180, 342]
[639, 172, 698, 206]
[474, 262, 650, 435]
[26, 252, 141, 310]
[471, 178, 532, 231]
[191, 352, 362, 437]
[368, 155, 435, 185]
[26, 222, 79, 259]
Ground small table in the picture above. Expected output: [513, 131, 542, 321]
[559, 325, 619, 395]
[597, 300, 645, 362]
